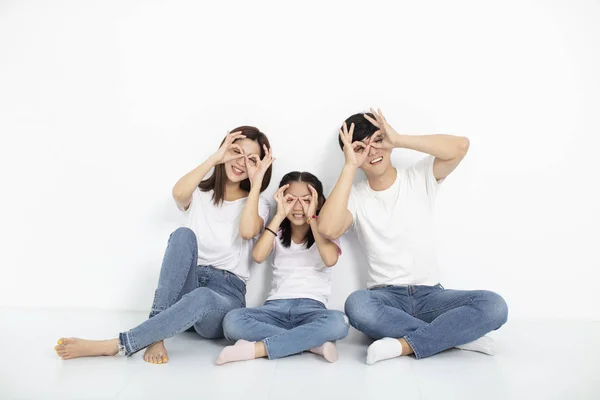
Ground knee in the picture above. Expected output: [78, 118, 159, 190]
[474, 291, 508, 327]
[222, 309, 246, 341]
[344, 290, 378, 328]
[326, 312, 350, 340]
[169, 227, 197, 249]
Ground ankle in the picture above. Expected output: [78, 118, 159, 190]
[398, 338, 414, 355]
[103, 339, 120, 356]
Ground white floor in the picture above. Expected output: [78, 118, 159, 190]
[1, 308, 598, 400]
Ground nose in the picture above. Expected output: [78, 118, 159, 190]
[293, 201, 303, 211]
[368, 146, 379, 157]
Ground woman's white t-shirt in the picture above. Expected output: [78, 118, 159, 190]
[267, 234, 341, 306]
[184, 187, 270, 281]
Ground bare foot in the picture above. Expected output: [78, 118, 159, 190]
[54, 338, 118, 360]
[310, 342, 339, 363]
[144, 341, 169, 364]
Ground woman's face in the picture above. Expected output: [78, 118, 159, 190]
[224, 138, 261, 183]
[284, 181, 313, 226]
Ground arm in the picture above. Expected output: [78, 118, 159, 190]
[394, 135, 469, 181]
[311, 219, 340, 267]
[366, 108, 469, 181]
[172, 156, 218, 211]
[317, 165, 356, 240]
[318, 122, 370, 240]
[172, 131, 246, 210]
[239, 145, 274, 240]
[239, 185, 264, 240]
[252, 214, 284, 263]
[253, 185, 295, 262]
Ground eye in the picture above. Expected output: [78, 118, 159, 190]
[354, 147, 364, 153]
[375, 139, 383, 143]
[286, 198, 294, 203]
[233, 149, 241, 154]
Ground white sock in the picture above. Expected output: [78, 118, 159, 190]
[366, 338, 403, 365]
[455, 336, 496, 355]
[216, 340, 256, 365]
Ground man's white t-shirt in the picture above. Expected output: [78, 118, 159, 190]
[347, 156, 442, 288]
[184, 187, 270, 281]
[266, 234, 341, 306]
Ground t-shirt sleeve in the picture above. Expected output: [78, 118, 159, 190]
[346, 186, 358, 231]
[407, 155, 443, 200]
[258, 195, 271, 229]
[330, 238, 342, 255]
[178, 187, 202, 212]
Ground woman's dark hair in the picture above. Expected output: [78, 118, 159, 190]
[338, 112, 378, 150]
[278, 171, 325, 249]
[199, 126, 272, 205]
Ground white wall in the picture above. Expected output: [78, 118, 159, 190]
[1, 0, 598, 320]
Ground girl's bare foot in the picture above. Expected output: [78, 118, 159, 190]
[54, 338, 119, 360]
[144, 341, 169, 364]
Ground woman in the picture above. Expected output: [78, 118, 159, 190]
[217, 172, 348, 365]
[54, 127, 273, 363]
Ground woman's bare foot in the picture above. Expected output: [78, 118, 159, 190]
[144, 341, 168, 364]
[54, 338, 119, 360]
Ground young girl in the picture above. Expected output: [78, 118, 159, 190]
[54, 127, 274, 363]
[216, 171, 349, 365]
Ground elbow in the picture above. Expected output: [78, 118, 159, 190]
[324, 256, 338, 268]
[240, 229, 255, 241]
[457, 136, 470, 158]
[240, 223, 261, 241]
[172, 186, 188, 204]
[252, 250, 265, 264]
[318, 223, 340, 241]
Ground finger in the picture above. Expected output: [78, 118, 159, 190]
[352, 141, 366, 151]
[349, 123, 355, 142]
[369, 130, 382, 142]
[276, 184, 289, 197]
[308, 184, 318, 198]
[364, 113, 380, 128]
[377, 108, 387, 123]
[223, 153, 245, 163]
[343, 122, 348, 136]
[339, 128, 350, 145]
[228, 143, 244, 154]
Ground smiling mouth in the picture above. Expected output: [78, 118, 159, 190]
[370, 157, 383, 165]
[232, 166, 245, 175]
[292, 213, 304, 219]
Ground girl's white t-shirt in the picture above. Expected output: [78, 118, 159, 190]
[267, 233, 341, 306]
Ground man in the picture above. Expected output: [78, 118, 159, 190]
[318, 108, 508, 364]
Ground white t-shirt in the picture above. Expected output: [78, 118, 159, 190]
[184, 187, 270, 281]
[267, 234, 341, 306]
[347, 156, 442, 288]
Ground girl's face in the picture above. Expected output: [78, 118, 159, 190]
[284, 181, 313, 226]
[224, 138, 261, 183]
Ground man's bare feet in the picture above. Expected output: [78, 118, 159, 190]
[144, 341, 169, 364]
[54, 338, 119, 360]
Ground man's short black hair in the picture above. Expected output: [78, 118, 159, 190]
[338, 112, 378, 150]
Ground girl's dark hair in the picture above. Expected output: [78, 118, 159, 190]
[199, 126, 272, 205]
[278, 171, 325, 249]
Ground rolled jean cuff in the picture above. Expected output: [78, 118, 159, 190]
[403, 335, 423, 360]
[118, 331, 136, 356]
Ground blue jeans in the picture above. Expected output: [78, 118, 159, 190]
[223, 299, 349, 359]
[344, 285, 508, 359]
[119, 228, 246, 355]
